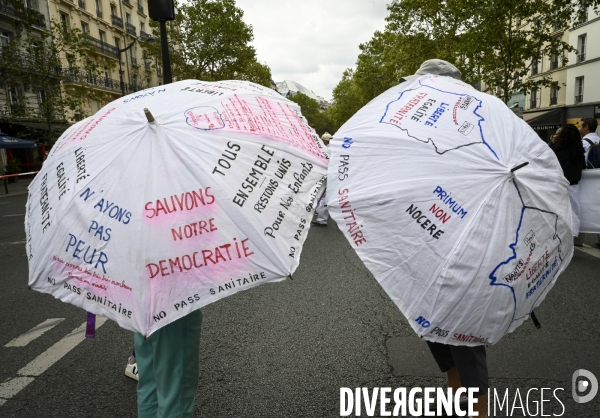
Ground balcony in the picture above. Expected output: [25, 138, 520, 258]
[78, 0, 85, 7]
[577, 53, 586, 63]
[126, 22, 136, 36]
[96, 9, 102, 19]
[63, 70, 145, 95]
[0, 48, 62, 77]
[575, 95, 583, 104]
[0, 3, 46, 28]
[83, 34, 118, 58]
[140, 30, 151, 41]
[137, 4, 144, 14]
[111, 14, 123, 28]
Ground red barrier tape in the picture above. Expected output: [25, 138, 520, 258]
[0, 171, 39, 179]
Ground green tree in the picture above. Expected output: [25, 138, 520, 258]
[143, 0, 272, 87]
[327, 69, 365, 131]
[386, 0, 600, 102]
[287, 92, 333, 136]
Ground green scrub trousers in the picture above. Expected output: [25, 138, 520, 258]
[134, 309, 203, 418]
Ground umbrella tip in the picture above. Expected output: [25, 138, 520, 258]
[144, 108, 155, 123]
[288, 274, 294, 281]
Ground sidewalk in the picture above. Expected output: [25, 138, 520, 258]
[0, 176, 35, 198]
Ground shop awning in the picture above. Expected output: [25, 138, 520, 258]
[525, 107, 564, 127]
[0, 133, 38, 149]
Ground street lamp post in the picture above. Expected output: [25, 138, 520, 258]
[148, 0, 175, 85]
[159, 21, 172, 84]
[118, 36, 155, 97]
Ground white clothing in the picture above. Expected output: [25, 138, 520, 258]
[582, 132, 600, 160]
[569, 184, 580, 236]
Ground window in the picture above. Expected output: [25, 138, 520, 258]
[0, 31, 10, 47]
[81, 21, 89, 34]
[578, 8, 588, 24]
[550, 54, 559, 70]
[26, 0, 39, 11]
[531, 56, 539, 75]
[550, 86, 558, 105]
[553, 20, 560, 31]
[146, 77, 150, 87]
[38, 90, 47, 105]
[132, 74, 138, 87]
[99, 30, 106, 43]
[110, 4, 117, 16]
[577, 34, 586, 62]
[8, 85, 25, 115]
[95, 0, 101, 11]
[516, 17, 521, 27]
[575, 77, 584, 104]
[104, 67, 109, 79]
[529, 89, 539, 109]
[126, 13, 131, 24]
[140, 22, 145, 33]
[60, 12, 69, 29]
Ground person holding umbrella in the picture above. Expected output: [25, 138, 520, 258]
[312, 132, 331, 226]
[401, 60, 489, 418]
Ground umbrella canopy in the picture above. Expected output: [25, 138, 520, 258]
[26, 80, 328, 336]
[0, 133, 37, 148]
[327, 74, 572, 345]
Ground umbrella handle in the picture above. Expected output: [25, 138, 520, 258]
[144, 108, 155, 123]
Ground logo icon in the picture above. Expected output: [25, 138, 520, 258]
[572, 369, 598, 403]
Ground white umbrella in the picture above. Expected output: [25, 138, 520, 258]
[327, 74, 572, 345]
[26, 80, 328, 336]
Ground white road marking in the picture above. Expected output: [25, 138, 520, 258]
[2, 214, 24, 217]
[0, 317, 107, 406]
[5, 318, 65, 347]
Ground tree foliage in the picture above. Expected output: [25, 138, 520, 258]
[286, 92, 333, 136]
[329, 0, 600, 127]
[143, 0, 272, 87]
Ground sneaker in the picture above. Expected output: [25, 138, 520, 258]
[125, 356, 139, 381]
[311, 220, 327, 226]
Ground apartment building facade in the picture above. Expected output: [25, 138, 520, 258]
[0, 0, 53, 118]
[523, 6, 600, 141]
[1, 0, 160, 124]
[50, 0, 160, 114]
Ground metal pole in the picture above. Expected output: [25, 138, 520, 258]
[159, 20, 172, 84]
[119, 52, 125, 96]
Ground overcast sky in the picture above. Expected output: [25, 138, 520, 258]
[234, 0, 391, 101]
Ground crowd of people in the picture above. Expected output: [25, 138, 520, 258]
[549, 118, 600, 247]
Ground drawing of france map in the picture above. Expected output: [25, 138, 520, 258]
[379, 77, 497, 156]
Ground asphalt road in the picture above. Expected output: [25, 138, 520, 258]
[1, 190, 599, 417]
